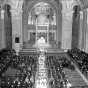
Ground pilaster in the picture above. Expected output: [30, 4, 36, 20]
[79, 11, 83, 50]
[0, 8, 2, 49]
[0, 9, 5, 49]
[0, 9, 2, 49]
[82, 9, 87, 52]
[11, 8, 23, 50]
[61, 0, 74, 49]
[85, 9, 88, 52]
[9, 0, 24, 50]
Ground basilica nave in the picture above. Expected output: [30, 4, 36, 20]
[0, 0, 88, 88]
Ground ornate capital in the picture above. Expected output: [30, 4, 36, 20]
[10, 8, 23, 17]
[9, 0, 23, 17]
[9, 0, 23, 9]
[62, 10, 74, 19]
[61, 0, 78, 12]
[60, 0, 77, 18]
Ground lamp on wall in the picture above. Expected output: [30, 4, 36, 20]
[15, 36, 20, 43]
[14, 34, 20, 55]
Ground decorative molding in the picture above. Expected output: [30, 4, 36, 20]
[10, 0, 23, 9]
[61, 0, 77, 10]
[61, 0, 75, 18]
[10, 9, 23, 17]
[9, 0, 23, 17]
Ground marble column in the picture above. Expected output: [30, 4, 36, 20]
[61, 1, 74, 49]
[11, 9, 23, 50]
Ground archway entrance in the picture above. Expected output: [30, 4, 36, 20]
[23, 2, 57, 49]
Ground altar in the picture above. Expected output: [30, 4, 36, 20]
[27, 29, 56, 44]
[23, 2, 58, 49]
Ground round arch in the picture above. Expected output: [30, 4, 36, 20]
[22, 0, 62, 49]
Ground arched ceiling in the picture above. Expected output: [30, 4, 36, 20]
[0, 0, 88, 10]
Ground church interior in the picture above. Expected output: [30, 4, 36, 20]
[1, 0, 88, 88]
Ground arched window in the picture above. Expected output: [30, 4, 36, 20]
[28, 2, 56, 26]
[27, 2, 57, 47]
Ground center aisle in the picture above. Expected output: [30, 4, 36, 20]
[35, 53, 48, 88]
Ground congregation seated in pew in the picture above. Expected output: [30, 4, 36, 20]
[67, 48, 88, 77]
[0, 48, 88, 88]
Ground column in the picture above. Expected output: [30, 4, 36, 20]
[11, 8, 23, 50]
[82, 9, 87, 51]
[78, 11, 83, 50]
[72, 5, 80, 49]
[0, 8, 2, 49]
[4, 5, 12, 49]
[61, 0, 74, 49]
[85, 9, 88, 52]
[0, 9, 5, 49]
